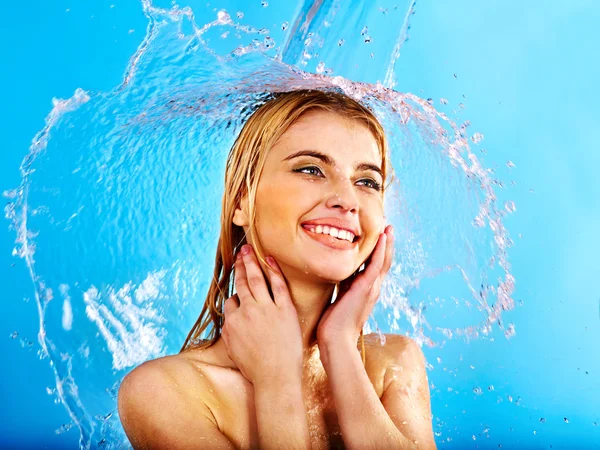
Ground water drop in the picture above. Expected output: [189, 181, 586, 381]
[281, 21, 288, 31]
[539, 418, 546, 423]
[2, 189, 17, 199]
[338, 39, 345, 46]
[55, 423, 74, 435]
[504, 323, 516, 338]
[472, 216, 485, 228]
[261, 1, 268, 7]
[9, 331, 18, 339]
[364, 36, 372, 43]
[564, 417, 569, 424]
[361, 26, 368, 35]
[473, 387, 483, 395]
[263, 36, 275, 49]
[471, 132, 484, 144]
[316, 62, 326, 74]
[236, 11, 244, 19]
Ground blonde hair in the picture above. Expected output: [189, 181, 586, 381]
[179, 89, 391, 363]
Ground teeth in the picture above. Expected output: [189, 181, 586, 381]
[304, 225, 355, 242]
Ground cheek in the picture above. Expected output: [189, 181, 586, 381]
[254, 182, 303, 245]
[360, 201, 385, 252]
[257, 182, 300, 221]
[363, 199, 385, 227]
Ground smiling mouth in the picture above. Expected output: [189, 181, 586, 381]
[301, 225, 359, 250]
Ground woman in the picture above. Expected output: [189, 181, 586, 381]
[118, 89, 436, 449]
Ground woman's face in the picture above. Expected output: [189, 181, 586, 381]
[241, 110, 385, 283]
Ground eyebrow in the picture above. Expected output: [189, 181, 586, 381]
[282, 149, 383, 179]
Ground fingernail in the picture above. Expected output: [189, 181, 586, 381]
[236, 251, 242, 260]
[266, 257, 280, 273]
[241, 245, 250, 255]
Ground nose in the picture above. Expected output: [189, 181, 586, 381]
[325, 176, 359, 213]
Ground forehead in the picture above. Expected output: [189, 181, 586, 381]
[273, 110, 381, 162]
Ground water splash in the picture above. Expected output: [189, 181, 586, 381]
[3, 0, 514, 447]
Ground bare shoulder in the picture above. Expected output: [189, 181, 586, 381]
[363, 333, 427, 388]
[118, 353, 235, 449]
[365, 334, 436, 449]
[363, 333, 421, 365]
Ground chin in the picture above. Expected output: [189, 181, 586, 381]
[308, 261, 358, 284]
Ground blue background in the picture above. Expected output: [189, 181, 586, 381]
[1, 0, 598, 448]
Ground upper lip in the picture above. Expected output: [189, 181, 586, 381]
[301, 218, 360, 237]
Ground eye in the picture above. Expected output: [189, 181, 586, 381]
[295, 166, 324, 177]
[358, 179, 383, 191]
[294, 166, 382, 191]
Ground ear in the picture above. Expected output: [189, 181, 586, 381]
[232, 194, 249, 227]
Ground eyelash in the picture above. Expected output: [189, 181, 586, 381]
[294, 166, 382, 191]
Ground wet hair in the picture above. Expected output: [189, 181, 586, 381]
[179, 89, 390, 361]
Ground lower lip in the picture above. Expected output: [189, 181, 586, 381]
[301, 226, 358, 250]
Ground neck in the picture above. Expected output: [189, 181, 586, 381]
[285, 278, 336, 352]
[209, 262, 337, 370]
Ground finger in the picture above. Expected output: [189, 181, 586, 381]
[240, 245, 273, 305]
[381, 225, 395, 276]
[355, 233, 387, 293]
[338, 269, 359, 296]
[265, 256, 293, 309]
[223, 294, 240, 317]
[363, 232, 387, 282]
[234, 251, 256, 305]
[367, 228, 395, 303]
[370, 226, 394, 293]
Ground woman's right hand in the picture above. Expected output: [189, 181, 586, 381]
[222, 244, 304, 386]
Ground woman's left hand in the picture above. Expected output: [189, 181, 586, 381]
[316, 225, 395, 347]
